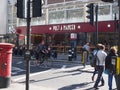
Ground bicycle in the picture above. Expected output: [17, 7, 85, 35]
[34, 52, 52, 68]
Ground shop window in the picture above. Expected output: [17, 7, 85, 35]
[98, 5, 110, 15]
[49, 11, 64, 24]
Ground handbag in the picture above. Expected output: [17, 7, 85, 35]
[104, 69, 109, 74]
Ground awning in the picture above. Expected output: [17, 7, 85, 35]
[16, 20, 115, 35]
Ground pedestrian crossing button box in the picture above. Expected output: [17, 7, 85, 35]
[24, 50, 31, 60]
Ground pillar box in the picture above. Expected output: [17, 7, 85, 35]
[0, 43, 14, 88]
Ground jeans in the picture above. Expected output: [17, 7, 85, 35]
[108, 72, 113, 90]
[93, 67, 97, 76]
[94, 66, 104, 88]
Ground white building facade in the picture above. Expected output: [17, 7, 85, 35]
[8, 0, 119, 27]
[8, 0, 119, 46]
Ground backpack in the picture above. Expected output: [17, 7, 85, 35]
[90, 51, 98, 67]
[105, 54, 115, 74]
[35, 44, 43, 54]
[35, 46, 40, 54]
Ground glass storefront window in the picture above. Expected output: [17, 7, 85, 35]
[112, 5, 119, 19]
[49, 11, 64, 24]
[19, 19, 26, 26]
[98, 5, 110, 15]
[31, 15, 46, 25]
[49, 8, 84, 24]
[67, 8, 84, 22]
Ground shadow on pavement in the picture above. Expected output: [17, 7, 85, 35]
[18, 71, 82, 84]
[58, 82, 93, 90]
[53, 67, 93, 75]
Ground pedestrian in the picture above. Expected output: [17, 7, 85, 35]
[105, 46, 118, 90]
[82, 42, 90, 61]
[13, 46, 18, 55]
[19, 46, 23, 56]
[93, 44, 107, 90]
[35, 40, 47, 65]
[91, 43, 102, 81]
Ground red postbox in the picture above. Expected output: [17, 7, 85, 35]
[0, 43, 14, 88]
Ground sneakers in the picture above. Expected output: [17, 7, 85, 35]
[99, 83, 104, 87]
[93, 87, 99, 90]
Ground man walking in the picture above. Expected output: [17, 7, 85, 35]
[93, 44, 107, 89]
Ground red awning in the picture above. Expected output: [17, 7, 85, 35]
[16, 20, 115, 35]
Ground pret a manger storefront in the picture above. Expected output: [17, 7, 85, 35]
[16, 21, 116, 52]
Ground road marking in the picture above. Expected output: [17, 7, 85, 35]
[12, 69, 54, 82]
[12, 65, 94, 82]
[12, 67, 25, 75]
[16, 61, 23, 64]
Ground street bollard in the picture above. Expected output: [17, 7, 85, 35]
[68, 49, 73, 61]
[116, 57, 120, 90]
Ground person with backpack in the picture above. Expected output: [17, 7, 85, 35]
[105, 46, 118, 90]
[91, 43, 102, 81]
[93, 44, 107, 90]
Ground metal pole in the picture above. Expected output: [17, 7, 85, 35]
[118, 0, 120, 56]
[16, 34, 19, 47]
[114, 13, 117, 45]
[95, 5, 98, 44]
[26, 0, 31, 90]
[117, 1, 120, 90]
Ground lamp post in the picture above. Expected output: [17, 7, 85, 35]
[118, 0, 120, 57]
[116, 1, 120, 90]
[114, 13, 117, 45]
[26, 0, 31, 90]
[95, 4, 98, 44]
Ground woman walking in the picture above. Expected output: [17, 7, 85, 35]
[105, 46, 118, 90]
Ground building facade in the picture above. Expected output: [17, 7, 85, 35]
[8, 0, 119, 49]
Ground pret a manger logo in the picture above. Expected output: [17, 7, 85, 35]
[52, 24, 76, 31]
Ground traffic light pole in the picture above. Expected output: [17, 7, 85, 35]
[117, 1, 120, 90]
[86, 3, 94, 26]
[95, 5, 98, 44]
[118, 0, 120, 58]
[114, 13, 117, 45]
[26, 0, 31, 90]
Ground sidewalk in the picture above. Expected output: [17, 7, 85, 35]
[0, 83, 56, 90]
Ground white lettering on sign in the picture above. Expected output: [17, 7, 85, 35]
[70, 33, 77, 39]
[53, 25, 59, 31]
[52, 24, 76, 31]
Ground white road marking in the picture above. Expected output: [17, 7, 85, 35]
[12, 65, 94, 82]
[12, 69, 54, 82]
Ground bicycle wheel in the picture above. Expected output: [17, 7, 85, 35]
[38, 55, 45, 64]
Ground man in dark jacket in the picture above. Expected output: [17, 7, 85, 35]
[105, 46, 118, 90]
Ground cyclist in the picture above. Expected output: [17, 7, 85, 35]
[35, 40, 48, 65]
